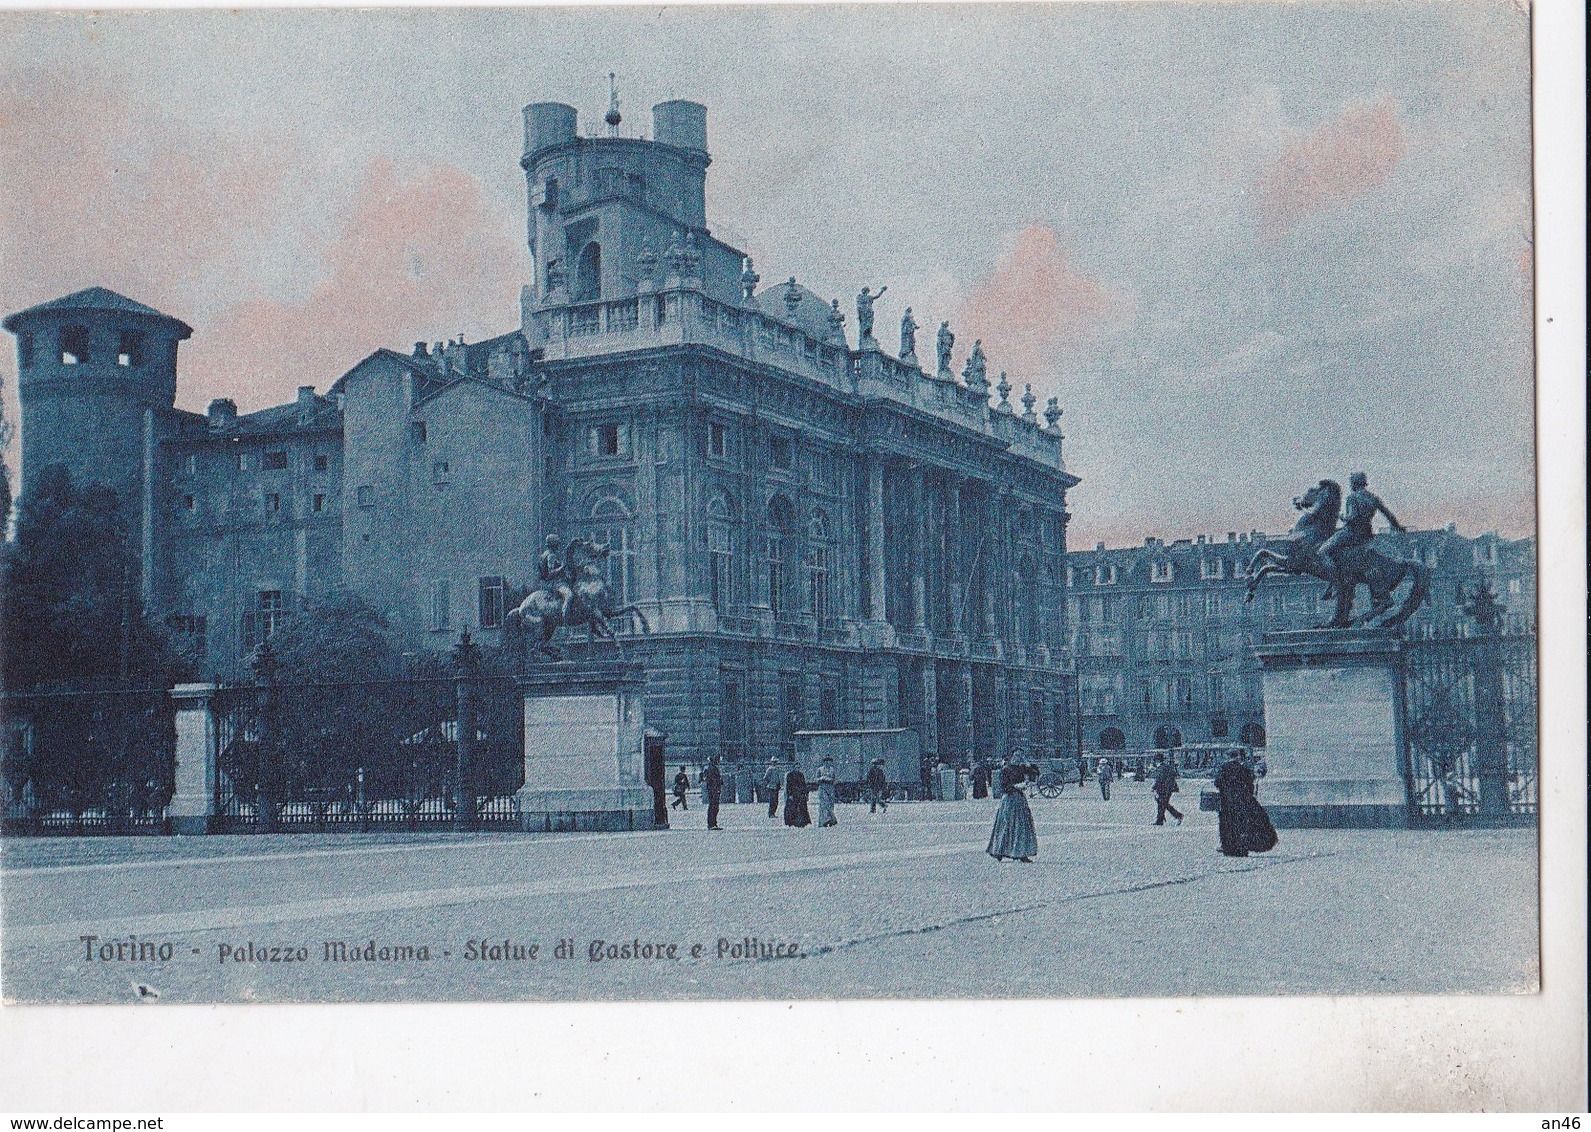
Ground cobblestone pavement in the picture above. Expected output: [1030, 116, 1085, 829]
[1, 781, 1538, 1003]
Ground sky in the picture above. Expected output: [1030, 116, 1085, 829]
[0, 2, 1536, 548]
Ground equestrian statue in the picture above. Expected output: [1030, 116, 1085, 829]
[506, 534, 651, 660]
[1244, 474, 1429, 629]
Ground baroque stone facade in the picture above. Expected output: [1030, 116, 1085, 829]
[5, 96, 1081, 772]
[1066, 527, 1536, 756]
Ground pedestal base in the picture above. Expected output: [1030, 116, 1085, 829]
[516, 662, 654, 833]
[1255, 629, 1409, 829]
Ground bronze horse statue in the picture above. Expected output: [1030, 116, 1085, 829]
[505, 537, 651, 660]
[1245, 480, 1429, 628]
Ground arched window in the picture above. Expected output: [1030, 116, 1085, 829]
[1154, 725, 1183, 750]
[574, 242, 601, 302]
[765, 495, 795, 616]
[1239, 722, 1266, 748]
[1099, 727, 1126, 751]
[706, 490, 738, 612]
[1014, 555, 1038, 648]
[805, 510, 835, 623]
[585, 491, 635, 607]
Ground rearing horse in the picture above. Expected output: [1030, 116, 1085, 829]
[1245, 480, 1429, 628]
[505, 537, 651, 660]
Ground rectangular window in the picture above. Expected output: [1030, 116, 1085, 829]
[311, 493, 326, 513]
[117, 331, 144, 367]
[1175, 593, 1195, 619]
[588, 422, 630, 459]
[411, 421, 428, 444]
[1209, 673, 1226, 709]
[1204, 592, 1224, 618]
[708, 421, 728, 459]
[1177, 677, 1195, 708]
[709, 524, 734, 612]
[1156, 594, 1171, 619]
[182, 453, 197, 476]
[478, 576, 505, 630]
[1178, 630, 1195, 658]
[182, 494, 195, 511]
[262, 450, 288, 471]
[430, 579, 451, 632]
[1065, 566, 1076, 587]
[235, 452, 249, 472]
[258, 590, 285, 638]
[1150, 560, 1173, 583]
[1201, 557, 1225, 580]
[60, 325, 90, 365]
[1507, 578, 1521, 595]
[770, 435, 794, 470]
[264, 492, 281, 513]
[1137, 596, 1153, 621]
[820, 679, 840, 731]
[1095, 564, 1118, 585]
[357, 485, 374, 507]
[432, 460, 450, 484]
[313, 453, 329, 472]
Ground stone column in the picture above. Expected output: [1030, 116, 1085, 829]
[955, 660, 975, 761]
[919, 658, 939, 757]
[866, 454, 888, 623]
[170, 683, 218, 835]
[946, 476, 965, 635]
[910, 463, 928, 630]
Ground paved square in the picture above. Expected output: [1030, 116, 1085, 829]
[1, 780, 1538, 1002]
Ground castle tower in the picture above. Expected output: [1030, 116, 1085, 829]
[3, 288, 191, 577]
[520, 93, 743, 310]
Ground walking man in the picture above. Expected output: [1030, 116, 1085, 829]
[703, 755, 724, 830]
[1098, 758, 1115, 801]
[763, 756, 784, 819]
[671, 766, 690, 811]
[1152, 755, 1184, 826]
[866, 758, 890, 813]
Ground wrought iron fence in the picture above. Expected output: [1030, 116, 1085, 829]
[210, 675, 525, 833]
[1, 687, 176, 836]
[1402, 629, 1536, 824]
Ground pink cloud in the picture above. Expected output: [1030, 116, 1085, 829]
[1256, 97, 1408, 238]
[0, 74, 300, 321]
[953, 224, 1128, 382]
[187, 159, 527, 410]
[1, 75, 527, 414]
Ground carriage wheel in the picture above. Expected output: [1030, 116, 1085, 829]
[1038, 781, 1063, 799]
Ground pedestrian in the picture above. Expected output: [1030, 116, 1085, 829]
[987, 763, 1038, 863]
[1152, 755, 1184, 826]
[671, 766, 690, 811]
[783, 762, 812, 827]
[1098, 758, 1115, 801]
[703, 754, 724, 830]
[865, 758, 890, 813]
[763, 756, 784, 819]
[1213, 748, 1278, 857]
[815, 756, 838, 827]
[971, 760, 991, 800]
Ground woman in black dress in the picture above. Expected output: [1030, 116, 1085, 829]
[987, 763, 1039, 862]
[1213, 750, 1277, 857]
[783, 765, 812, 827]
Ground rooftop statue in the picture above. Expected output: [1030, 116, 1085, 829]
[740, 257, 759, 302]
[936, 321, 955, 378]
[856, 285, 887, 341]
[508, 535, 652, 660]
[827, 299, 847, 342]
[900, 307, 919, 364]
[1244, 478, 1428, 628]
[963, 340, 988, 389]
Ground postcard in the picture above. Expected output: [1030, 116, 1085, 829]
[0, 0, 1551, 1027]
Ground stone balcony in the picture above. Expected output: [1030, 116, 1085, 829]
[523, 280, 1068, 472]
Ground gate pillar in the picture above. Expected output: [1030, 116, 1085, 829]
[1253, 629, 1408, 828]
[171, 683, 218, 835]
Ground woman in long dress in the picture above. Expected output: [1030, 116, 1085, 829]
[815, 757, 838, 827]
[1213, 750, 1278, 857]
[987, 763, 1038, 862]
[783, 765, 812, 827]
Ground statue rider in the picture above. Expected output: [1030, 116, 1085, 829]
[1319, 472, 1404, 599]
[538, 534, 575, 622]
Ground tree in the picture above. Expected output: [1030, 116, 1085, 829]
[0, 465, 178, 808]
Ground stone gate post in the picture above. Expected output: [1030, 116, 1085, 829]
[170, 683, 218, 835]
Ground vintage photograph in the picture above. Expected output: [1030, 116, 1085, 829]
[0, 2, 1543, 1011]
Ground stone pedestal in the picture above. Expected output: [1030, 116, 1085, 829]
[170, 683, 218, 834]
[516, 662, 653, 832]
[1254, 629, 1408, 828]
